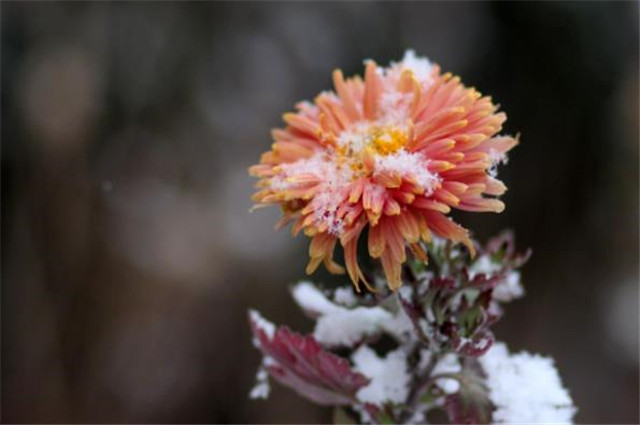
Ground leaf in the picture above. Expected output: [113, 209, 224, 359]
[249, 311, 370, 406]
[444, 358, 494, 424]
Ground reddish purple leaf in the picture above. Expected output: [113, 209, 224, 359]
[249, 312, 369, 406]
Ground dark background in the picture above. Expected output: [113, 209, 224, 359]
[2, 1, 638, 423]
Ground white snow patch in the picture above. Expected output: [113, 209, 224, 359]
[493, 271, 524, 302]
[432, 353, 462, 394]
[249, 309, 275, 340]
[488, 148, 509, 178]
[337, 121, 377, 154]
[374, 149, 440, 195]
[353, 404, 376, 424]
[382, 304, 415, 341]
[418, 349, 433, 371]
[273, 153, 353, 190]
[309, 189, 348, 236]
[469, 256, 524, 302]
[378, 91, 414, 125]
[270, 154, 353, 236]
[292, 281, 339, 315]
[249, 366, 271, 399]
[291, 282, 412, 347]
[469, 255, 502, 279]
[398, 49, 434, 84]
[333, 286, 358, 307]
[480, 342, 577, 424]
[314, 308, 392, 347]
[352, 346, 410, 404]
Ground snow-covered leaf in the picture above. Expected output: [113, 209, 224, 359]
[249, 310, 369, 406]
[479, 342, 577, 424]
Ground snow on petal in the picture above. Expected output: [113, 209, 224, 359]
[374, 149, 440, 195]
[399, 49, 434, 84]
[251, 51, 519, 291]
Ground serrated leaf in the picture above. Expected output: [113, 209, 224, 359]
[249, 311, 369, 406]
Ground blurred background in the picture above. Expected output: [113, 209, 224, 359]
[2, 1, 638, 423]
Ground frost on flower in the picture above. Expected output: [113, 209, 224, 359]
[247, 50, 574, 425]
[374, 149, 441, 195]
[351, 346, 410, 405]
[479, 342, 577, 424]
[250, 50, 519, 291]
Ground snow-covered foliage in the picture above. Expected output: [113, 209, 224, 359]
[291, 281, 413, 347]
[352, 346, 411, 404]
[480, 343, 577, 423]
[247, 48, 572, 424]
[248, 232, 575, 424]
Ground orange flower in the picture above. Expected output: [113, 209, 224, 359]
[250, 51, 518, 291]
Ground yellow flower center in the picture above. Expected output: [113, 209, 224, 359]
[371, 127, 408, 155]
[336, 125, 408, 176]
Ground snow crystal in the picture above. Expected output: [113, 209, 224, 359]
[337, 121, 376, 153]
[249, 309, 275, 340]
[271, 154, 353, 236]
[431, 353, 462, 394]
[399, 49, 434, 84]
[480, 342, 577, 424]
[488, 148, 509, 178]
[374, 149, 440, 195]
[378, 91, 414, 125]
[493, 271, 524, 302]
[309, 189, 348, 236]
[275, 154, 353, 189]
[352, 346, 410, 404]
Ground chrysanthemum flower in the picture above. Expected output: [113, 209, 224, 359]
[250, 51, 518, 291]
